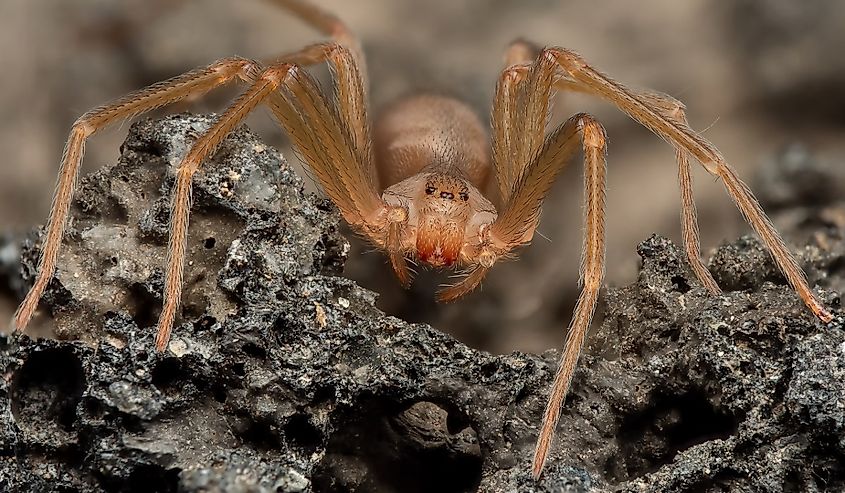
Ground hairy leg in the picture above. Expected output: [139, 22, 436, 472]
[159, 1, 380, 347]
[546, 69, 722, 292]
[482, 45, 832, 479]
[448, 108, 608, 476]
[491, 62, 528, 203]
[491, 41, 551, 205]
[488, 107, 611, 477]
[13, 57, 259, 333]
[543, 47, 830, 322]
[255, 0, 373, 170]
[262, 42, 376, 200]
[157, 41, 388, 351]
[677, 146, 721, 293]
[262, 0, 368, 91]
[156, 63, 297, 349]
[530, 115, 607, 478]
[546, 58, 722, 293]
[624, 90, 721, 294]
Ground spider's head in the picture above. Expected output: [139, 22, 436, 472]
[383, 172, 496, 268]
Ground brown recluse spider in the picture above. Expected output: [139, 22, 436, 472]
[12, 0, 833, 479]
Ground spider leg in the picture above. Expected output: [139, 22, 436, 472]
[262, 0, 368, 91]
[544, 47, 831, 322]
[555, 49, 832, 321]
[486, 46, 831, 479]
[263, 42, 408, 281]
[156, 63, 296, 350]
[262, 42, 375, 190]
[492, 38, 584, 206]
[157, 44, 392, 350]
[615, 89, 721, 294]
[263, 44, 381, 226]
[491, 62, 528, 203]
[13, 57, 260, 334]
[491, 43, 551, 206]
[543, 60, 721, 293]
[258, 0, 374, 173]
[490, 111, 609, 479]
[677, 145, 721, 294]
[533, 117, 607, 478]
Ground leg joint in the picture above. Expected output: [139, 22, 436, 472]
[500, 64, 530, 85]
[211, 56, 260, 81]
[538, 47, 560, 70]
[543, 47, 586, 73]
[572, 113, 607, 149]
[70, 118, 95, 139]
[259, 64, 298, 86]
[319, 41, 347, 60]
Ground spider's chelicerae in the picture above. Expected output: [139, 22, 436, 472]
[13, 0, 833, 479]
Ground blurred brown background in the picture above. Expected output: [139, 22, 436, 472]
[2, 0, 844, 354]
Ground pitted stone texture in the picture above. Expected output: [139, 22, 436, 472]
[3, 115, 843, 492]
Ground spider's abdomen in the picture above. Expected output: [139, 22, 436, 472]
[373, 94, 491, 193]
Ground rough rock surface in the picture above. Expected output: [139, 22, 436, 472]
[1, 114, 844, 492]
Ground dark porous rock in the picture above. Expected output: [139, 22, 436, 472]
[3, 114, 844, 492]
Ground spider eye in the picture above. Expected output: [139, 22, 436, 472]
[425, 185, 436, 195]
[459, 191, 469, 201]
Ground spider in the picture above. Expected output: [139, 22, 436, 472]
[12, 0, 833, 480]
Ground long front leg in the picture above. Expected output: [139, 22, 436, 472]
[466, 102, 609, 477]
[13, 57, 259, 334]
[533, 117, 606, 478]
[487, 113, 609, 479]
[491, 44, 556, 207]
[158, 44, 389, 351]
[545, 48, 831, 322]
[156, 63, 299, 350]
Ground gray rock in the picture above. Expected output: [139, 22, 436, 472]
[2, 114, 843, 492]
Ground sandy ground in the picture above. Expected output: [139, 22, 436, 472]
[1, 0, 844, 353]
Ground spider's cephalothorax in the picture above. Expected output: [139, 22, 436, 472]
[383, 170, 496, 268]
[13, 0, 833, 480]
